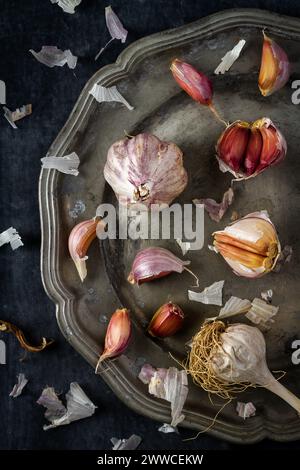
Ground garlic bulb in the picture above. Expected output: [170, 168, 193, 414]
[104, 133, 188, 209]
[213, 211, 281, 278]
[216, 117, 287, 179]
[189, 321, 300, 414]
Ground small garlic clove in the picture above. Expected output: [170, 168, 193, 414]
[254, 119, 287, 173]
[259, 32, 290, 97]
[216, 122, 250, 173]
[96, 308, 131, 369]
[68, 217, 105, 282]
[148, 302, 184, 338]
[213, 211, 281, 278]
[170, 59, 213, 105]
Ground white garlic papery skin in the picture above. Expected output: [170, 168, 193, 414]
[211, 323, 300, 414]
[104, 133, 188, 209]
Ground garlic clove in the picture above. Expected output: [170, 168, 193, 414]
[255, 120, 287, 173]
[259, 32, 290, 97]
[216, 122, 250, 173]
[68, 217, 105, 282]
[148, 302, 184, 338]
[96, 308, 131, 369]
[170, 59, 213, 105]
[244, 128, 263, 176]
[128, 247, 192, 285]
[213, 211, 281, 278]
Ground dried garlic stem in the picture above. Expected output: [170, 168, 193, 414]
[262, 373, 300, 414]
[0, 320, 54, 353]
[208, 103, 228, 127]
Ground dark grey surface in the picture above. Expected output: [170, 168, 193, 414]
[1, 0, 300, 451]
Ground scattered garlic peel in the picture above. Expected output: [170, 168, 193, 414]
[50, 0, 82, 14]
[89, 84, 133, 110]
[176, 239, 191, 255]
[158, 423, 179, 434]
[246, 298, 279, 329]
[188, 280, 224, 306]
[0, 320, 54, 353]
[273, 245, 293, 272]
[206, 296, 252, 322]
[30, 46, 77, 69]
[0, 80, 6, 104]
[215, 39, 246, 74]
[194, 187, 234, 222]
[261, 289, 273, 302]
[41, 152, 80, 175]
[139, 364, 188, 427]
[9, 373, 29, 398]
[95, 6, 128, 60]
[111, 435, 142, 451]
[37, 382, 97, 430]
[0, 227, 23, 250]
[3, 104, 32, 129]
[236, 401, 256, 419]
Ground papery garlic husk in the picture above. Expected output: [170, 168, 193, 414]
[213, 211, 281, 278]
[148, 302, 184, 338]
[68, 217, 106, 282]
[216, 117, 287, 178]
[170, 59, 213, 105]
[259, 32, 290, 97]
[128, 247, 197, 285]
[96, 308, 131, 369]
[188, 321, 300, 414]
[104, 133, 187, 209]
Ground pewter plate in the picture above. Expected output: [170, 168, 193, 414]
[39, 9, 300, 443]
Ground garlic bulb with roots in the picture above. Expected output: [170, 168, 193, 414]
[104, 133, 188, 209]
[188, 321, 300, 414]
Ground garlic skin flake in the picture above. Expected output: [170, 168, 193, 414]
[0, 227, 23, 250]
[0, 80, 6, 104]
[188, 280, 224, 306]
[41, 152, 80, 175]
[89, 84, 133, 110]
[205, 296, 251, 322]
[9, 373, 28, 398]
[37, 382, 97, 430]
[194, 187, 234, 223]
[30, 46, 77, 69]
[215, 39, 246, 74]
[95, 6, 128, 60]
[111, 435, 142, 451]
[104, 133, 187, 209]
[139, 364, 188, 427]
[246, 298, 278, 329]
[3, 105, 32, 128]
[236, 401, 256, 419]
[50, 0, 82, 14]
[213, 211, 281, 278]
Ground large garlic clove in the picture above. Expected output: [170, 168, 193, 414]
[259, 32, 290, 97]
[216, 122, 250, 173]
[68, 217, 105, 282]
[148, 302, 184, 338]
[96, 308, 131, 369]
[104, 133, 188, 209]
[127, 246, 198, 285]
[213, 211, 281, 278]
[216, 117, 287, 179]
[170, 59, 213, 105]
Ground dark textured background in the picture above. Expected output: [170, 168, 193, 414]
[1, 0, 300, 451]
